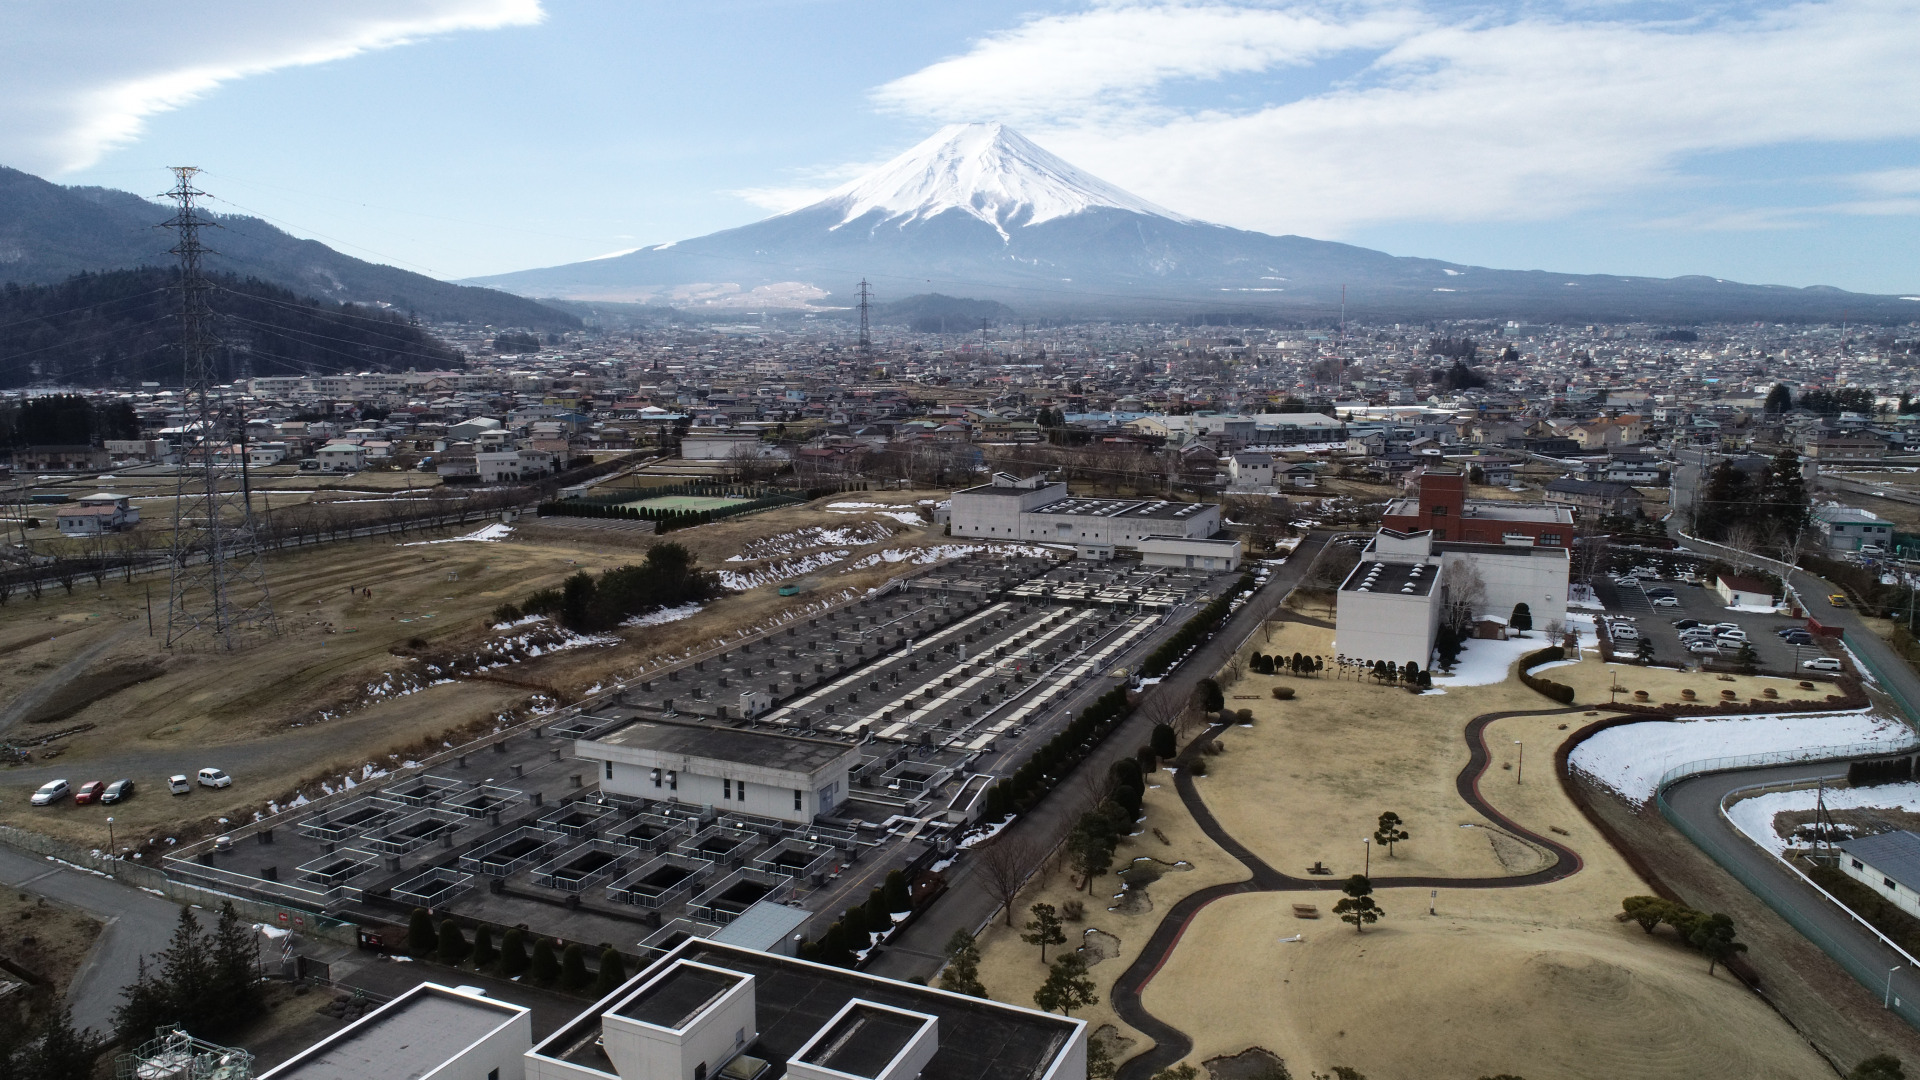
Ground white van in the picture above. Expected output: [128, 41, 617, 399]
[1802, 656, 1844, 672]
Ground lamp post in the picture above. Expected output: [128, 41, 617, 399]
[1890, 966, 1902, 1010]
[106, 816, 114, 864]
[1362, 837, 1371, 877]
[1515, 740, 1524, 785]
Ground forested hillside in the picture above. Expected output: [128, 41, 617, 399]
[0, 268, 463, 387]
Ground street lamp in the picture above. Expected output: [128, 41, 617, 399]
[1362, 837, 1372, 877]
[106, 817, 114, 862]
[1515, 740, 1524, 785]
[1890, 966, 1902, 1010]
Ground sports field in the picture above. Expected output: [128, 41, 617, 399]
[619, 494, 751, 513]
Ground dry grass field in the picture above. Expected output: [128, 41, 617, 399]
[0, 888, 104, 997]
[0, 491, 974, 849]
[971, 619, 1834, 1080]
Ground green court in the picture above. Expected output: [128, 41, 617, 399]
[618, 494, 752, 513]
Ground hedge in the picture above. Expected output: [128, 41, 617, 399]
[1139, 573, 1257, 679]
[1518, 645, 1575, 704]
[982, 686, 1134, 820]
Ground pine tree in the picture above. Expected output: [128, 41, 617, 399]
[593, 947, 629, 998]
[1032, 953, 1097, 1015]
[408, 907, 440, 957]
[438, 920, 471, 965]
[818, 922, 852, 967]
[560, 943, 591, 991]
[24, 1006, 96, 1080]
[1150, 723, 1177, 760]
[1509, 603, 1532, 635]
[938, 929, 987, 997]
[1333, 874, 1382, 933]
[1374, 812, 1410, 856]
[1022, 903, 1068, 963]
[498, 928, 531, 978]
[208, 902, 263, 1032]
[883, 869, 912, 913]
[471, 925, 498, 970]
[530, 938, 561, 985]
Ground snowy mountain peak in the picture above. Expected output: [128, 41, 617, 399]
[805, 122, 1191, 237]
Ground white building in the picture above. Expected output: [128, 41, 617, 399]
[315, 442, 367, 473]
[1837, 831, 1920, 920]
[1814, 506, 1897, 553]
[55, 492, 139, 536]
[259, 982, 531, 1080]
[1227, 452, 1274, 491]
[949, 473, 1223, 561]
[1333, 527, 1570, 668]
[479, 448, 557, 483]
[574, 718, 860, 825]
[1138, 536, 1242, 572]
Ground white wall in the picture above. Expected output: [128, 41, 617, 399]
[1442, 549, 1570, 631]
[1333, 587, 1440, 668]
[602, 969, 756, 1080]
[581, 750, 847, 824]
[426, 1008, 532, 1080]
[1840, 856, 1920, 920]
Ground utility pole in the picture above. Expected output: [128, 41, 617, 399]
[856, 279, 872, 359]
[159, 167, 276, 650]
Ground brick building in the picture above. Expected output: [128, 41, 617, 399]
[1381, 471, 1573, 547]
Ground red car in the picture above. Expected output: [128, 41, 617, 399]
[73, 780, 107, 805]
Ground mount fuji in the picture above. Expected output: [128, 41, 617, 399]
[474, 123, 1913, 322]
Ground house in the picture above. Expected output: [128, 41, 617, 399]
[1543, 478, 1644, 517]
[314, 442, 366, 473]
[1813, 506, 1897, 553]
[1714, 574, 1777, 609]
[9, 445, 110, 471]
[1836, 831, 1920, 921]
[478, 448, 556, 483]
[55, 492, 139, 536]
[1227, 451, 1273, 490]
[1282, 462, 1322, 489]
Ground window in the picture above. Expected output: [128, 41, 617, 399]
[651, 768, 662, 788]
[1542, 533, 1562, 546]
[1887, 878, 1899, 891]
[668, 770, 677, 791]
[794, 788, 803, 811]
[1431, 505, 1448, 516]
[723, 779, 732, 799]
[1854, 859, 1865, 870]
[737, 781, 748, 802]
[604, 760, 613, 780]
[1432, 528, 1446, 541]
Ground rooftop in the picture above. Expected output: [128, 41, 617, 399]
[1341, 560, 1438, 596]
[1840, 830, 1920, 893]
[261, 984, 525, 1080]
[589, 717, 857, 775]
[797, 1003, 930, 1078]
[1032, 498, 1209, 521]
[618, 962, 744, 1029]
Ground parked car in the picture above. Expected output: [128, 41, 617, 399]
[101, 779, 135, 804]
[1687, 641, 1721, 654]
[1717, 630, 1749, 643]
[1829, 594, 1850, 608]
[1782, 632, 1816, 646]
[1651, 596, 1680, 607]
[73, 780, 106, 805]
[1712, 622, 1740, 632]
[1611, 625, 1641, 641]
[29, 780, 70, 806]
[168, 774, 191, 795]
[197, 767, 232, 789]
[1673, 619, 1703, 630]
[1803, 656, 1844, 672]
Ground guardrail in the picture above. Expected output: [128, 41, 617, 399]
[1654, 739, 1920, 1030]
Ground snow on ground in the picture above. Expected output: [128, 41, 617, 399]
[726, 523, 892, 562]
[718, 550, 851, 590]
[404, 523, 511, 545]
[622, 602, 704, 628]
[1569, 710, 1913, 806]
[1727, 781, 1920, 856]
[1725, 603, 1785, 614]
[1425, 632, 1579, 688]
[825, 502, 927, 526]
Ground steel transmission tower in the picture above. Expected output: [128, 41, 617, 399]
[856, 279, 872, 357]
[160, 167, 275, 649]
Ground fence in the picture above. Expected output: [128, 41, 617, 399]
[1655, 738, 1920, 1030]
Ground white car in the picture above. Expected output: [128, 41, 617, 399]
[1687, 641, 1721, 654]
[29, 779, 70, 806]
[1651, 595, 1680, 607]
[197, 767, 232, 789]
[1712, 622, 1740, 633]
[1611, 625, 1641, 641]
[1716, 630, 1749, 643]
[1802, 656, 1844, 672]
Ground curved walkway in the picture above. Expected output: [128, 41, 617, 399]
[1108, 704, 1596, 1080]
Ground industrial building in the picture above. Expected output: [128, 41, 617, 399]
[948, 472, 1230, 562]
[575, 718, 861, 825]
[1333, 527, 1570, 666]
[527, 939, 1086, 1080]
[259, 982, 532, 1080]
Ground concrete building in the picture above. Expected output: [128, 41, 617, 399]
[1227, 452, 1273, 490]
[948, 473, 1223, 561]
[315, 442, 368, 473]
[1381, 471, 1574, 547]
[1333, 527, 1570, 668]
[1813, 506, 1897, 553]
[259, 982, 531, 1080]
[574, 718, 861, 824]
[1715, 574, 1778, 609]
[479, 448, 557, 483]
[525, 939, 1086, 1080]
[54, 492, 139, 536]
[1137, 536, 1242, 572]
[1837, 831, 1920, 920]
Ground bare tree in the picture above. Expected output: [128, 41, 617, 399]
[1440, 559, 1488, 633]
[1722, 523, 1762, 573]
[973, 833, 1042, 927]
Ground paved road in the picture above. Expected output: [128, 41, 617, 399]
[0, 845, 183, 1037]
[867, 534, 1332, 980]
[1662, 761, 1920, 1019]
[1106, 703, 1593, 1080]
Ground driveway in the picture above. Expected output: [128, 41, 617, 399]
[0, 845, 183, 1037]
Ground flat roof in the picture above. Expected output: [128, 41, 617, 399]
[1342, 560, 1438, 596]
[534, 941, 1077, 1080]
[1029, 498, 1210, 522]
[263, 985, 523, 1080]
[591, 718, 855, 774]
[801, 1004, 926, 1078]
[710, 899, 812, 952]
[1432, 540, 1570, 559]
[618, 963, 743, 1029]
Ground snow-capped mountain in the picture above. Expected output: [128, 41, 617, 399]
[813, 122, 1190, 237]
[473, 124, 1911, 322]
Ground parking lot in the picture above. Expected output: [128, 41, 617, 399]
[1592, 571, 1838, 674]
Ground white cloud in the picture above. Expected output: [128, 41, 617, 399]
[0, 0, 543, 175]
[871, 0, 1920, 236]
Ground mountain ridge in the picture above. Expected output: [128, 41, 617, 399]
[474, 124, 1918, 323]
[0, 166, 579, 330]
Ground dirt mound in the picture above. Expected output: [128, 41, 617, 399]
[1203, 1047, 1289, 1080]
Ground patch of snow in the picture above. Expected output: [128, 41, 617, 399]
[1427, 636, 1553, 687]
[1728, 781, 1920, 856]
[404, 523, 511, 546]
[623, 602, 705, 628]
[1569, 710, 1911, 806]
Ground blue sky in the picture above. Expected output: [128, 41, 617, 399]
[6, 0, 1919, 294]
